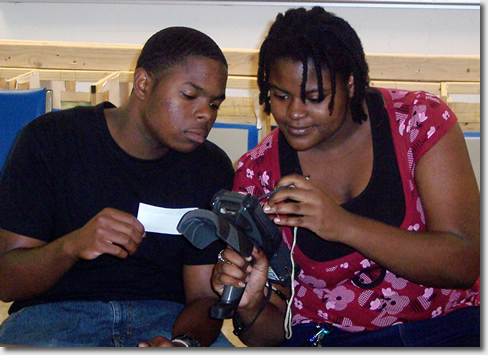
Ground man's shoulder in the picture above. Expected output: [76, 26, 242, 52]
[197, 140, 233, 165]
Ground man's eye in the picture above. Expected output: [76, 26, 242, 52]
[210, 103, 220, 110]
[182, 92, 196, 100]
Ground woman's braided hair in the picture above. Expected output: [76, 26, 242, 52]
[136, 26, 227, 82]
[258, 7, 370, 123]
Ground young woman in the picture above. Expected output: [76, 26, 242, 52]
[212, 7, 480, 347]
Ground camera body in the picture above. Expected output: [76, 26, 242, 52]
[210, 190, 292, 285]
[177, 189, 292, 319]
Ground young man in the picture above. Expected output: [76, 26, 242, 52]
[0, 27, 234, 347]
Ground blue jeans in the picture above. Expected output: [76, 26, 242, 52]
[0, 300, 233, 347]
[281, 306, 480, 347]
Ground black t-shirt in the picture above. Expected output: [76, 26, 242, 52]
[0, 102, 235, 313]
[279, 88, 406, 262]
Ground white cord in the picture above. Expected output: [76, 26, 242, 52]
[284, 226, 298, 339]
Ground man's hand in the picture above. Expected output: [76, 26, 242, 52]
[138, 336, 179, 347]
[63, 207, 146, 260]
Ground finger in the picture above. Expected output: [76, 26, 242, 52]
[248, 247, 269, 274]
[106, 230, 140, 255]
[109, 218, 146, 245]
[103, 208, 146, 238]
[98, 238, 130, 258]
[275, 173, 311, 190]
[218, 272, 247, 289]
[220, 261, 249, 282]
[242, 248, 271, 296]
[264, 198, 306, 217]
[221, 248, 251, 271]
[142, 336, 172, 347]
[212, 269, 246, 294]
[264, 184, 312, 207]
[271, 214, 309, 228]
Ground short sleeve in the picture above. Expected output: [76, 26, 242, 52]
[380, 89, 458, 163]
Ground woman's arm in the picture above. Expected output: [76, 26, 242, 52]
[212, 247, 290, 346]
[264, 124, 479, 289]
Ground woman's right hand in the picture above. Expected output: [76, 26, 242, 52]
[211, 246, 270, 309]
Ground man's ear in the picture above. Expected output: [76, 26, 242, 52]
[347, 74, 354, 98]
[133, 68, 150, 100]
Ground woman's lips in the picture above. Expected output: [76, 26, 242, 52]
[286, 125, 313, 136]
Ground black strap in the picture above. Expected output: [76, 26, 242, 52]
[233, 283, 272, 336]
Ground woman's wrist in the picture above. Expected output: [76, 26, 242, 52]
[233, 283, 272, 335]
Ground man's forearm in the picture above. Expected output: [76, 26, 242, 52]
[171, 297, 224, 347]
[0, 239, 76, 301]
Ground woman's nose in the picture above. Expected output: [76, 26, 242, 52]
[288, 98, 307, 120]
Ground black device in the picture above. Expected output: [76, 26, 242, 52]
[177, 189, 292, 319]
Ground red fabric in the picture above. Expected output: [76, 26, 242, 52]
[233, 88, 480, 332]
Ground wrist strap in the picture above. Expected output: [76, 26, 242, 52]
[171, 334, 202, 347]
[233, 282, 272, 336]
[171, 338, 190, 347]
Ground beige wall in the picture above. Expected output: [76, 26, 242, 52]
[0, 1, 480, 55]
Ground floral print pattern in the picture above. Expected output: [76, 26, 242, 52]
[233, 88, 480, 331]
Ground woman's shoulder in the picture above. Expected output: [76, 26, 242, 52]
[376, 87, 456, 130]
[235, 128, 279, 169]
[377, 88, 449, 112]
[376, 87, 458, 160]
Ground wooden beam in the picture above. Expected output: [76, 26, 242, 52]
[366, 54, 480, 82]
[443, 82, 480, 95]
[0, 40, 141, 72]
[4, 69, 38, 89]
[370, 80, 441, 95]
[0, 40, 480, 82]
[449, 102, 480, 123]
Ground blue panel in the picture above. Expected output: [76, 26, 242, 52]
[0, 88, 47, 172]
[213, 122, 259, 151]
[463, 132, 480, 138]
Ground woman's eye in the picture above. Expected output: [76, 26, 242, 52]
[272, 93, 288, 100]
[307, 97, 320, 103]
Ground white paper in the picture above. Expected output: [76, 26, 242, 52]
[137, 203, 197, 235]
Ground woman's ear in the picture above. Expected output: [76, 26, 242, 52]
[347, 75, 354, 98]
[133, 68, 150, 100]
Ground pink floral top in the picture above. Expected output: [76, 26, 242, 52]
[233, 88, 480, 332]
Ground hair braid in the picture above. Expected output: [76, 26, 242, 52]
[258, 7, 369, 123]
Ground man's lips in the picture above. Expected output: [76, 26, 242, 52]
[184, 128, 207, 144]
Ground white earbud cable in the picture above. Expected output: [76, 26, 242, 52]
[284, 226, 298, 339]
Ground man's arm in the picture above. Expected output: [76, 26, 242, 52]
[139, 264, 224, 347]
[173, 264, 224, 346]
[0, 208, 145, 302]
